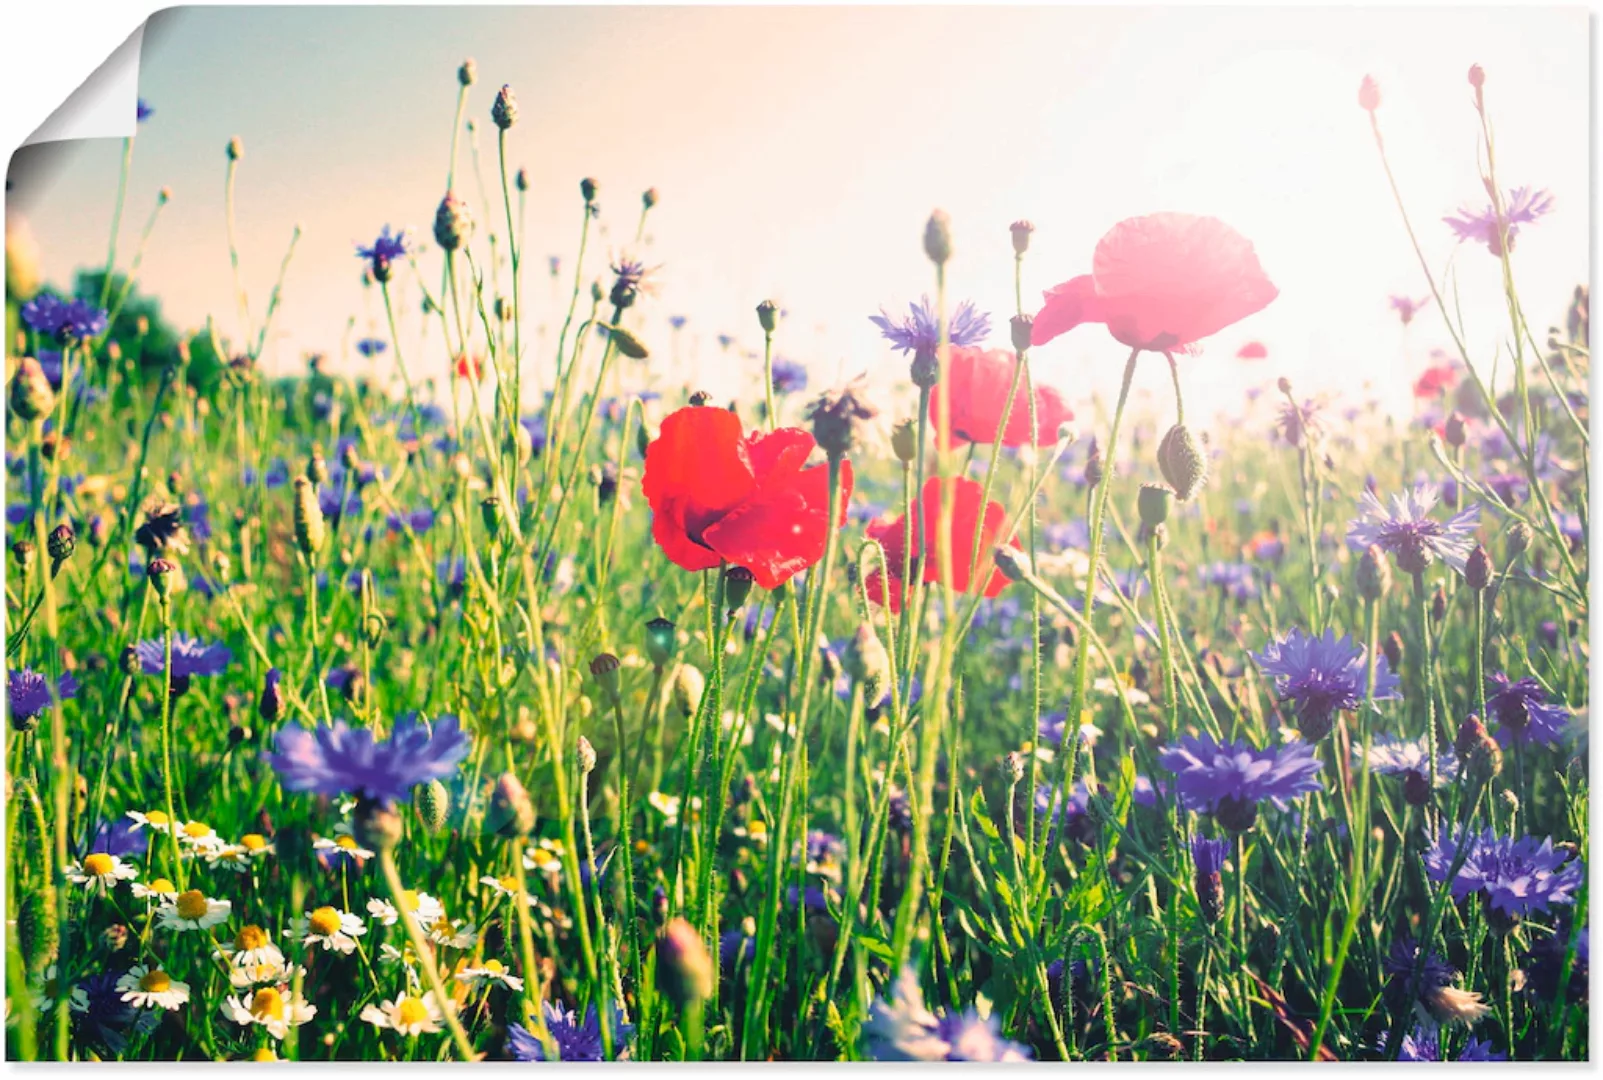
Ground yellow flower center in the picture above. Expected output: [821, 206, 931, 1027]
[307, 906, 343, 937]
[498, 875, 518, 892]
[83, 853, 115, 877]
[394, 997, 429, 1027]
[250, 1049, 278, 1062]
[175, 890, 209, 920]
[148, 877, 176, 895]
[234, 925, 268, 952]
[400, 890, 420, 911]
[250, 987, 286, 1021]
[431, 917, 453, 936]
[183, 821, 211, 839]
[138, 970, 172, 993]
[145, 810, 170, 827]
[240, 833, 268, 852]
[336, 835, 359, 851]
[481, 959, 505, 974]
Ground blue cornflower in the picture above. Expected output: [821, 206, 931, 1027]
[1364, 734, 1458, 787]
[1346, 483, 1481, 575]
[8, 667, 78, 727]
[669, 314, 687, 330]
[1444, 186, 1554, 256]
[1191, 835, 1229, 877]
[21, 294, 69, 336]
[1485, 673, 1568, 749]
[863, 966, 1031, 1061]
[1158, 734, 1324, 831]
[1201, 561, 1259, 601]
[1524, 926, 1588, 1005]
[507, 1001, 635, 1061]
[1252, 627, 1401, 741]
[59, 299, 108, 341]
[87, 818, 148, 860]
[356, 226, 408, 282]
[74, 970, 141, 1052]
[387, 507, 435, 534]
[1424, 827, 1584, 920]
[265, 713, 470, 803]
[1042, 518, 1090, 552]
[1456, 1036, 1508, 1062]
[770, 356, 808, 395]
[870, 296, 991, 360]
[133, 633, 232, 679]
[355, 337, 387, 358]
[717, 333, 735, 350]
[720, 923, 757, 969]
[136, 99, 154, 122]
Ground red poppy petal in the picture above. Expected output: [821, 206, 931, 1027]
[650, 495, 725, 574]
[746, 427, 817, 487]
[642, 406, 754, 520]
[1032, 275, 1102, 347]
[702, 459, 849, 591]
[1011, 384, 1075, 448]
[864, 569, 904, 614]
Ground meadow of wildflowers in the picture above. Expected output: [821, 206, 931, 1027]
[1, 54, 1589, 1064]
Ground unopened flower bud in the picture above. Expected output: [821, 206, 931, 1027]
[147, 557, 177, 599]
[992, 545, 1031, 583]
[1010, 219, 1035, 255]
[226, 136, 244, 161]
[671, 663, 705, 719]
[644, 617, 677, 668]
[1356, 545, 1392, 602]
[47, 523, 75, 566]
[607, 325, 650, 360]
[842, 623, 891, 706]
[119, 644, 142, 676]
[415, 779, 450, 834]
[1083, 439, 1104, 487]
[480, 496, 502, 540]
[515, 168, 529, 193]
[1468, 64, 1485, 91]
[807, 374, 877, 461]
[488, 773, 536, 838]
[292, 477, 325, 556]
[1003, 751, 1025, 784]
[723, 566, 755, 610]
[491, 84, 518, 129]
[655, 918, 714, 1007]
[652, 885, 670, 925]
[1383, 630, 1404, 671]
[576, 736, 597, 775]
[306, 447, 328, 488]
[890, 418, 917, 464]
[10, 357, 55, 421]
[1010, 314, 1033, 354]
[458, 58, 477, 86]
[1358, 75, 1380, 113]
[433, 191, 474, 252]
[1444, 412, 1467, 448]
[1431, 582, 1447, 623]
[923, 209, 953, 266]
[1214, 793, 1258, 834]
[1157, 423, 1208, 501]
[688, 390, 713, 407]
[589, 653, 623, 707]
[756, 300, 779, 334]
[1402, 770, 1432, 807]
[642, 187, 659, 210]
[580, 177, 599, 204]
[1505, 521, 1532, 561]
[1138, 483, 1173, 527]
[258, 669, 283, 722]
[1465, 544, 1492, 591]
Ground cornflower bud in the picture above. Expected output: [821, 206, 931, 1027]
[491, 84, 518, 129]
[576, 736, 597, 775]
[923, 210, 953, 265]
[1383, 630, 1404, 671]
[1356, 544, 1392, 602]
[581, 177, 599, 204]
[1430, 582, 1447, 623]
[306, 446, 329, 488]
[458, 58, 477, 86]
[47, 523, 75, 567]
[1083, 439, 1104, 487]
[655, 918, 714, 1007]
[1444, 411, 1467, 448]
[1010, 314, 1033, 354]
[147, 557, 177, 600]
[515, 168, 529, 193]
[292, 477, 325, 556]
[433, 190, 474, 252]
[642, 187, 659, 211]
[226, 136, 244, 161]
[10, 356, 55, 421]
[890, 418, 917, 464]
[1465, 544, 1493, 591]
[1505, 521, 1532, 561]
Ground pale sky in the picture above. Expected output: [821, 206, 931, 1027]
[7, 5, 1590, 428]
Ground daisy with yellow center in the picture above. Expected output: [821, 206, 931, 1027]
[228, 957, 303, 990]
[177, 820, 224, 852]
[239, 833, 275, 858]
[203, 844, 255, 874]
[220, 985, 317, 1041]
[477, 874, 526, 901]
[65, 852, 139, 892]
[131, 876, 178, 902]
[116, 965, 191, 1010]
[427, 915, 478, 950]
[523, 838, 566, 875]
[366, 890, 443, 928]
[313, 833, 373, 866]
[359, 992, 448, 1037]
[157, 889, 232, 931]
[292, 905, 366, 954]
[456, 957, 525, 992]
[218, 924, 284, 968]
[248, 1048, 279, 1062]
[125, 809, 178, 835]
[378, 943, 423, 988]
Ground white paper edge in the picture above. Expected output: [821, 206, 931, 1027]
[21, 22, 146, 148]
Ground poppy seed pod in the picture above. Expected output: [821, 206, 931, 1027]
[1356, 544, 1392, 602]
[352, 796, 404, 852]
[924, 209, 953, 266]
[1138, 483, 1173, 527]
[1010, 219, 1035, 255]
[644, 617, 677, 668]
[1465, 544, 1493, 591]
[671, 663, 705, 719]
[576, 735, 597, 775]
[722, 566, 755, 610]
[433, 191, 474, 252]
[1157, 423, 1208, 501]
[756, 299, 779, 334]
[890, 418, 918, 464]
[589, 653, 623, 708]
[1009, 314, 1034, 354]
[292, 477, 325, 556]
[491, 84, 518, 130]
[10, 356, 55, 421]
[655, 918, 714, 1007]
[487, 773, 536, 839]
[415, 779, 450, 834]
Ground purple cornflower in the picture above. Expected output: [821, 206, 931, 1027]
[74, 969, 140, 1052]
[1345, 482, 1481, 575]
[87, 818, 148, 860]
[1275, 396, 1326, 447]
[1252, 627, 1400, 741]
[136, 99, 154, 123]
[133, 633, 233, 679]
[720, 925, 757, 969]
[1484, 673, 1568, 749]
[8, 667, 78, 726]
[1424, 827, 1584, 920]
[1191, 835, 1229, 877]
[669, 314, 687, 330]
[863, 966, 1031, 1061]
[387, 507, 435, 534]
[21, 293, 69, 336]
[507, 1001, 635, 1061]
[1444, 186, 1555, 256]
[1456, 1036, 1508, 1062]
[1524, 926, 1588, 1005]
[1364, 734, 1458, 786]
[770, 356, 808, 395]
[870, 296, 991, 359]
[265, 713, 470, 803]
[59, 299, 108, 341]
[1157, 734, 1324, 831]
[1389, 294, 1430, 326]
[1201, 561, 1258, 602]
[1191, 835, 1228, 922]
[355, 338, 387, 358]
[356, 226, 408, 282]
[609, 258, 652, 308]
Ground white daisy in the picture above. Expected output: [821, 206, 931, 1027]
[203, 844, 255, 874]
[157, 889, 232, 931]
[65, 853, 138, 892]
[366, 890, 443, 928]
[478, 873, 527, 901]
[131, 876, 179, 902]
[647, 791, 681, 825]
[523, 838, 566, 875]
[292, 905, 366, 953]
[238, 833, 276, 859]
[378, 943, 423, 988]
[314, 834, 373, 867]
[216, 924, 285, 968]
[425, 915, 478, 950]
[117, 965, 190, 1010]
[175, 820, 225, 852]
[228, 957, 303, 990]
[220, 986, 316, 1041]
[125, 809, 180, 835]
[360, 992, 449, 1036]
[456, 957, 524, 992]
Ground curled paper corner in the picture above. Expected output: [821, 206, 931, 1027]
[22, 22, 147, 148]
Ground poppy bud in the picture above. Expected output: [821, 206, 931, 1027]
[47, 523, 75, 567]
[353, 796, 404, 852]
[1138, 483, 1173, 527]
[458, 58, 477, 86]
[433, 190, 474, 252]
[1383, 630, 1404, 671]
[756, 299, 779, 334]
[491, 84, 518, 129]
[1010, 219, 1035, 255]
[1157, 423, 1208, 501]
[226, 136, 244, 161]
[722, 566, 755, 610]
[923, 209, 953, 266]
[147, 557, 177, 600]
[1356, 544, 1391, 602]
[411, 779, 448, 835]
[10, 356, 55, 421]
[581, 177, 599, 204]
[1505, 521, 1532, 561]
[1358, 74, 1381, 112]
[890, 418, 918, 464]
[606, 325, 650, 360]
[671, 663, 705, 719]
[589, 653, 623, 708]
[480, 496, 502, 541]
[1465, 544, 1493, 591]
[842, 623, 891, 706]
[644, 617, 677, 668]
[992, 545, 1031, 584]
[655, 917, 714, 1007]
[488, 773, 536, 838]
[1430, 582, 1447, 623]
[292, 477, 325, 557]
[1010, 314, 1033, 354]
[1444, 411, 1466, 448]
[576, 736, 597, 775]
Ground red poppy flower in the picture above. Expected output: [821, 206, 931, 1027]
[1413, 362, 1459, 399]
[1031, 213, 1278, 353]
[863, 476, 1016, 613]
[642, 406, 852, 590]
[455, 354, 485, 380]
[929, 346, 1075, 449]
[1236, 340, 1269, 361]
